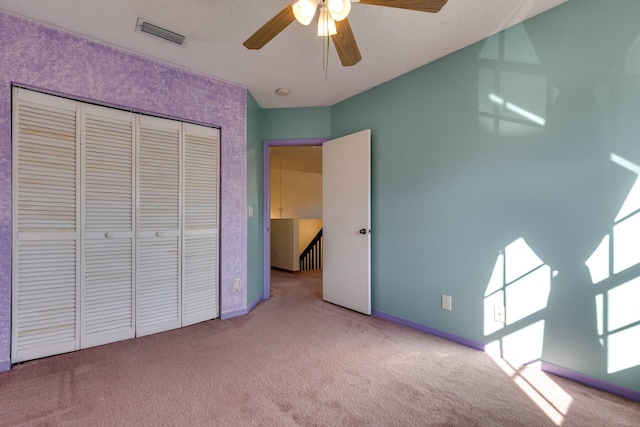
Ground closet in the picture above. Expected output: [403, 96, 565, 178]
[12, 88, 219, 363]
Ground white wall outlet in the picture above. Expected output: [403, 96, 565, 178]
[441, 294, 452, 311]
[494, 305, 506, 323]
[275, 250, 279, 258]
[233, 279, 241, 292]
[248, 205, 254, 217]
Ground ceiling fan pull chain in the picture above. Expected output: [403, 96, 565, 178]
[325, 34, 330, 82]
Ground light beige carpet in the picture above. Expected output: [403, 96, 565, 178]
[0, 269, 638, 426]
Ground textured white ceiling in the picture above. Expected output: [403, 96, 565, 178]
[0, 0, 568, 108]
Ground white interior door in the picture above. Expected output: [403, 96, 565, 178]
[322, 129, 371, 315]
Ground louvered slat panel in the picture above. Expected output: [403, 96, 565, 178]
[17, 98, 77, 234]
[183, 236, 218, 324]
[183, 125, 219, 326]
[82, 238, 134, 344]
[81, 106, 135, 349]
[12, 89, 79, 363]
[137, 237, 181, 335]
[137, 117, 181, 336]
[184, 132, 219, 231]
[84, 111, 133, 233]
[15, 240, 77, 359]
[139, 124, 180, 231]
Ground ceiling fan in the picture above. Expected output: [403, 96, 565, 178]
[243, 0, 448, 67]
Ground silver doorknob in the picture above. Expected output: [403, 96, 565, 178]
[156, 232, 163, 237]
[105, 233, 113, 238]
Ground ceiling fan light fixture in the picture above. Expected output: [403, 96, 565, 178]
[293, 0, 319, 26]
[327, 0, 351, 21]
[317, 5, 337, 36]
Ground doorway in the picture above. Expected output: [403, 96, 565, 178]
[262, 139, 328, 299]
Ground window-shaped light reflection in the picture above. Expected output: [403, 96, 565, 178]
[613, 212, 640, 273]
[587, 155, 640, 373]
[505, 237, 544, 283]
[484, 238, 551, 338]
[585, 235, 610, 284]
[484, 290, 505, 336]
[608, 277, 640, 331]
[614, 175, 640, 222]
[506, 266, 551, 325]
[478, 24, 548, 136]
[608, 325, 640, 373]
[595, 294, 605, 346]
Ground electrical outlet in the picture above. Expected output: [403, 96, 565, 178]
[441, 294, 452, 311]
[494, 305, 506, 323]
[275, 250, 279, 258]
[233, 279, 241, 292]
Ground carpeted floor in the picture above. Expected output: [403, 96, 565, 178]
[0, 269, 638, 426]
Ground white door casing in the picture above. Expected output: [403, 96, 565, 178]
[322, 129, 372, 315]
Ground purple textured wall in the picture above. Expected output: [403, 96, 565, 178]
[0, 12, 247, 370]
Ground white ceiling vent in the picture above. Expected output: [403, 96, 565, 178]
[136, 18, 187, 46]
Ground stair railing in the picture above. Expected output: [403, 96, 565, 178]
[299, 228, 322, 271]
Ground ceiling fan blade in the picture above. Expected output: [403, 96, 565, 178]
[332, 18, 362, 67]
[357, 0, 447, 13]
[243, 3, 296, 50]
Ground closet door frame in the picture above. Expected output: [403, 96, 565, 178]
[11, 88, 221, 363]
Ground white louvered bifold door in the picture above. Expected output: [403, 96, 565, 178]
[136, 116, 182, 336]
[80, 105, 136, 348]
[12, 88, 81, 362]
[182, 124, 220, 326]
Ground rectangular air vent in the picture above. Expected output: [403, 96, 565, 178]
[136, 18, 187, 46]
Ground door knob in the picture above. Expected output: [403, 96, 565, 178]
[359, 228, 367, 235]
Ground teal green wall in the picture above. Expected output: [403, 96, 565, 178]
[262, 107, 331, 140]
[248, 0, 640, 392]
[246, 93, 264, 306]
[331, 0, 640, 392]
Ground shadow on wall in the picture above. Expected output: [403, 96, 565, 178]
[474, 2, 640, 398]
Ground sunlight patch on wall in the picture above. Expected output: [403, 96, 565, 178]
[587, 154, 640, 373]
[484, 239, 552, 364]
[608, 324, 640, 374]
[613, 211, 640, 273]
[614, 175, 640, 221]
[585, 235, 609, 284]
[506, 266, 551, 325]
[505, 238, 544, 283]
[608, 277, 640, 331]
